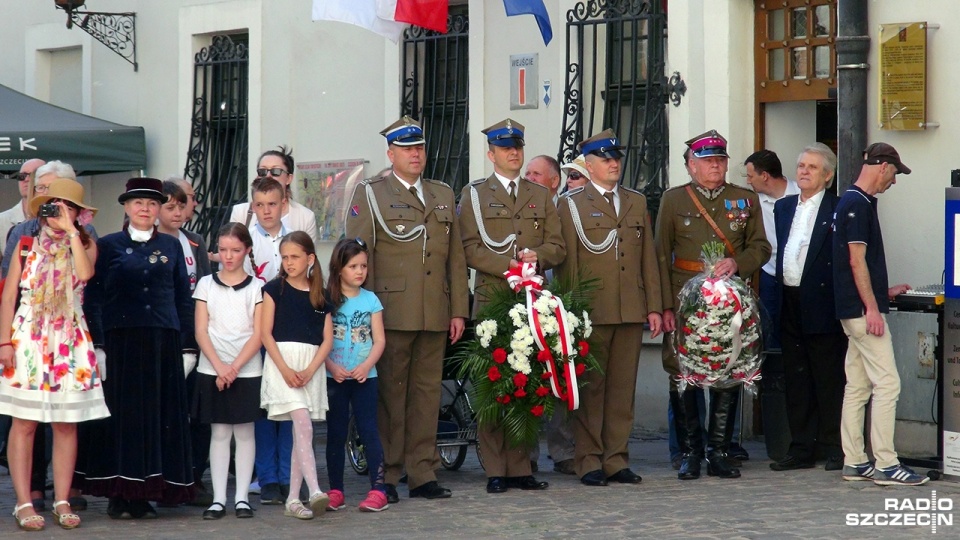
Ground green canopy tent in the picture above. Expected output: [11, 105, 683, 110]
[0, 84, 146, 175]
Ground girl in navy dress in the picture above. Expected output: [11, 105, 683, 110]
[260, 231, 331, 520]
[193, 223, 263, 520]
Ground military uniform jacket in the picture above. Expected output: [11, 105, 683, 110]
[458, 175, 565, 316]
[655, 182, 771, 310]
[345, 173, 469, 332]
[557, 185, 662, 325]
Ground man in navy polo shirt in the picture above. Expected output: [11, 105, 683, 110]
[832, 142, 927, 486]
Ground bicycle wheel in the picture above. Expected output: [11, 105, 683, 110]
[437, 405, 468, 471]
[347, 414, 368, 475]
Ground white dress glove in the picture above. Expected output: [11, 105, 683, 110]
[183, 353, 198, 378]
[95, 347, 107, 381]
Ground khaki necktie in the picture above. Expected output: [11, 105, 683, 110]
[508, 181, 517, 203]
[409, 186, 423, 209]
[603, 190, 617, 216]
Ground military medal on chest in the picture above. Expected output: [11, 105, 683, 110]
[724, 199, 752, 231]
[148, 249, 161, 264]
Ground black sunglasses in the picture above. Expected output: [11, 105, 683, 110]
[256, 167, 288, 177]
[0, 172, 29, 181]
[567, 172, 584, 180]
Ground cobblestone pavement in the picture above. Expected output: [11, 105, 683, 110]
[1, 429, 958, 539]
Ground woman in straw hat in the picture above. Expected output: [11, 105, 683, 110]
[0, 177, 108, 531]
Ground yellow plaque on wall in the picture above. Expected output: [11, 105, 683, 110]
[879, 22, 926, 131]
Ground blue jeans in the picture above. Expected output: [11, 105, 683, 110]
[326, 377, 385, 493]
[254, 418, 293, 486]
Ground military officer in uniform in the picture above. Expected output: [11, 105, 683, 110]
[458, 118, 564, 494]
[556, 129, 663, 487]
[345, 116, 469, 502]
[655, 130, 771, 480]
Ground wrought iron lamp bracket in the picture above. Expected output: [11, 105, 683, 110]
[666, 71, 686, 107]
[58, 6, 138, 71]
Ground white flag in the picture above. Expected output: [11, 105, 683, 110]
[311, 0, 407, 43]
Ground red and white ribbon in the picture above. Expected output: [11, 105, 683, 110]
[504, 262, 580, 410]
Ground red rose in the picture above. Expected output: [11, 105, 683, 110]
[711, 346, 723, 353]
[488, 366, 501, 381]
[531, 405, 545, 417]
[700, 335, 710, 343]
[513, 373, 528, 389]
[578, 341, 590, 356]
[537, 349, 553, 363]
[710, 362, 721, 371]
[575, 363, 586, 376]
[514, 388, 527, 398]
[501, 394, 511, 404]
[682, 326, 693, 335]
[535, 386, 550, 397]
[678, 345, 688, 355]
[492, 348, 507, 364]
[541, 372, 552, 380]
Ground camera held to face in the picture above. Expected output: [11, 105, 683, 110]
[38, 203, 60, 218]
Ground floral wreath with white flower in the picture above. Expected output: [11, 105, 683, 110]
[674, 241, 764, 392]
[459, 263, 600, 449]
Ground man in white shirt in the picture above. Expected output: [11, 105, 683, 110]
[770, 143, 847, 472]
[744, 150, 800, 352]
[0, 159, 44, 257]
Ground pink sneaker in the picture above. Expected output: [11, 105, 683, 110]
[358, 490, 389, 512]
[326, 490, 346, 512]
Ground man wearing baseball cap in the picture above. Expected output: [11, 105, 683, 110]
[832, 142, 927, 486]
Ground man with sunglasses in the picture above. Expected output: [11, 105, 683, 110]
[346, 116, 469, 503]
[0, 160, 44, 261]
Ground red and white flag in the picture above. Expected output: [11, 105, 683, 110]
[312, 0, 447, 43]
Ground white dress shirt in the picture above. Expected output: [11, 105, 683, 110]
[230, 199, 318, 245]
[393, 173, 424, 206]
[494, 172, 522, 199]
[759, 178, 800, 276]
[781, 189, 825, 287]
[589, 181, 620, 215]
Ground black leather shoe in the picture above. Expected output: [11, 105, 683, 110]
[728, 443, 750, 461]
[706, 452, 741, 479]
[235, 501, 254, 518]
[769, 455, 816, 471]
[580, 470, 608, 486]
[486, 477, 508, 494]
[678, 454, 702, 480]
[607, 468, 642, 484]
[202, 502, 226, 520]
[507, 475, 548, 490]
[384, 484, 400, 504]
[107, 497, 133, 520]
[824, 456, 844, 471]
[130, 500, 158, 519]
[409, 481, 452, 499]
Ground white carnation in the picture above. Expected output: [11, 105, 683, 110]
[582, 310, 593, 338]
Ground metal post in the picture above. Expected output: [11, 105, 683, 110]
[836, 0, 870, 191]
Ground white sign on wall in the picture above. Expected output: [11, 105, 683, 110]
[510, 53, 538, 110]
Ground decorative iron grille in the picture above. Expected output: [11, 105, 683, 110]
[401, 10, 470, 194]
[559, 0, 668, 216]
[182, 34, 249, 246]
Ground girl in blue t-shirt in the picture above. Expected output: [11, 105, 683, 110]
[325, 237, 387, 512]
[260, 231, 332, 520]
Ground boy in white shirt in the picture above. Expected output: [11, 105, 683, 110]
[244, 178, 288, 283]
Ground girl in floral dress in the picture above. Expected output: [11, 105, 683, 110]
[0, 178, 109, 531]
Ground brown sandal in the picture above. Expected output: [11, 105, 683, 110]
[13, 502, 45, 532]
[52, 500, 81, 529]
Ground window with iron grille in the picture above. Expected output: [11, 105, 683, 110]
[183, 34, 250, 246]
[401, 6, 469, 194]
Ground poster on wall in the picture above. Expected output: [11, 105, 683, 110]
[878, 22, 927, 131]
[296, 159, 366, 241]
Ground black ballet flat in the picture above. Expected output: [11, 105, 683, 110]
[202, 502, 226, 520]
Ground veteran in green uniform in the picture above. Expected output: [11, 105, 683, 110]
[556, 129, 663, 487]
[458, 119, 564, 494]
[346, 117, 470, 502]
[655, 130, 771, 481]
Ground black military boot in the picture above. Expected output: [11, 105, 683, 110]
[706, 388, 741, 479]
[675, 389, 704, 480]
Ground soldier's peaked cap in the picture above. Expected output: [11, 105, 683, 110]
[381, 116, 425, 146]
[482, 118, 525, 147]
[686, 129, 729, 158]
[578, 129, 625, 159]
